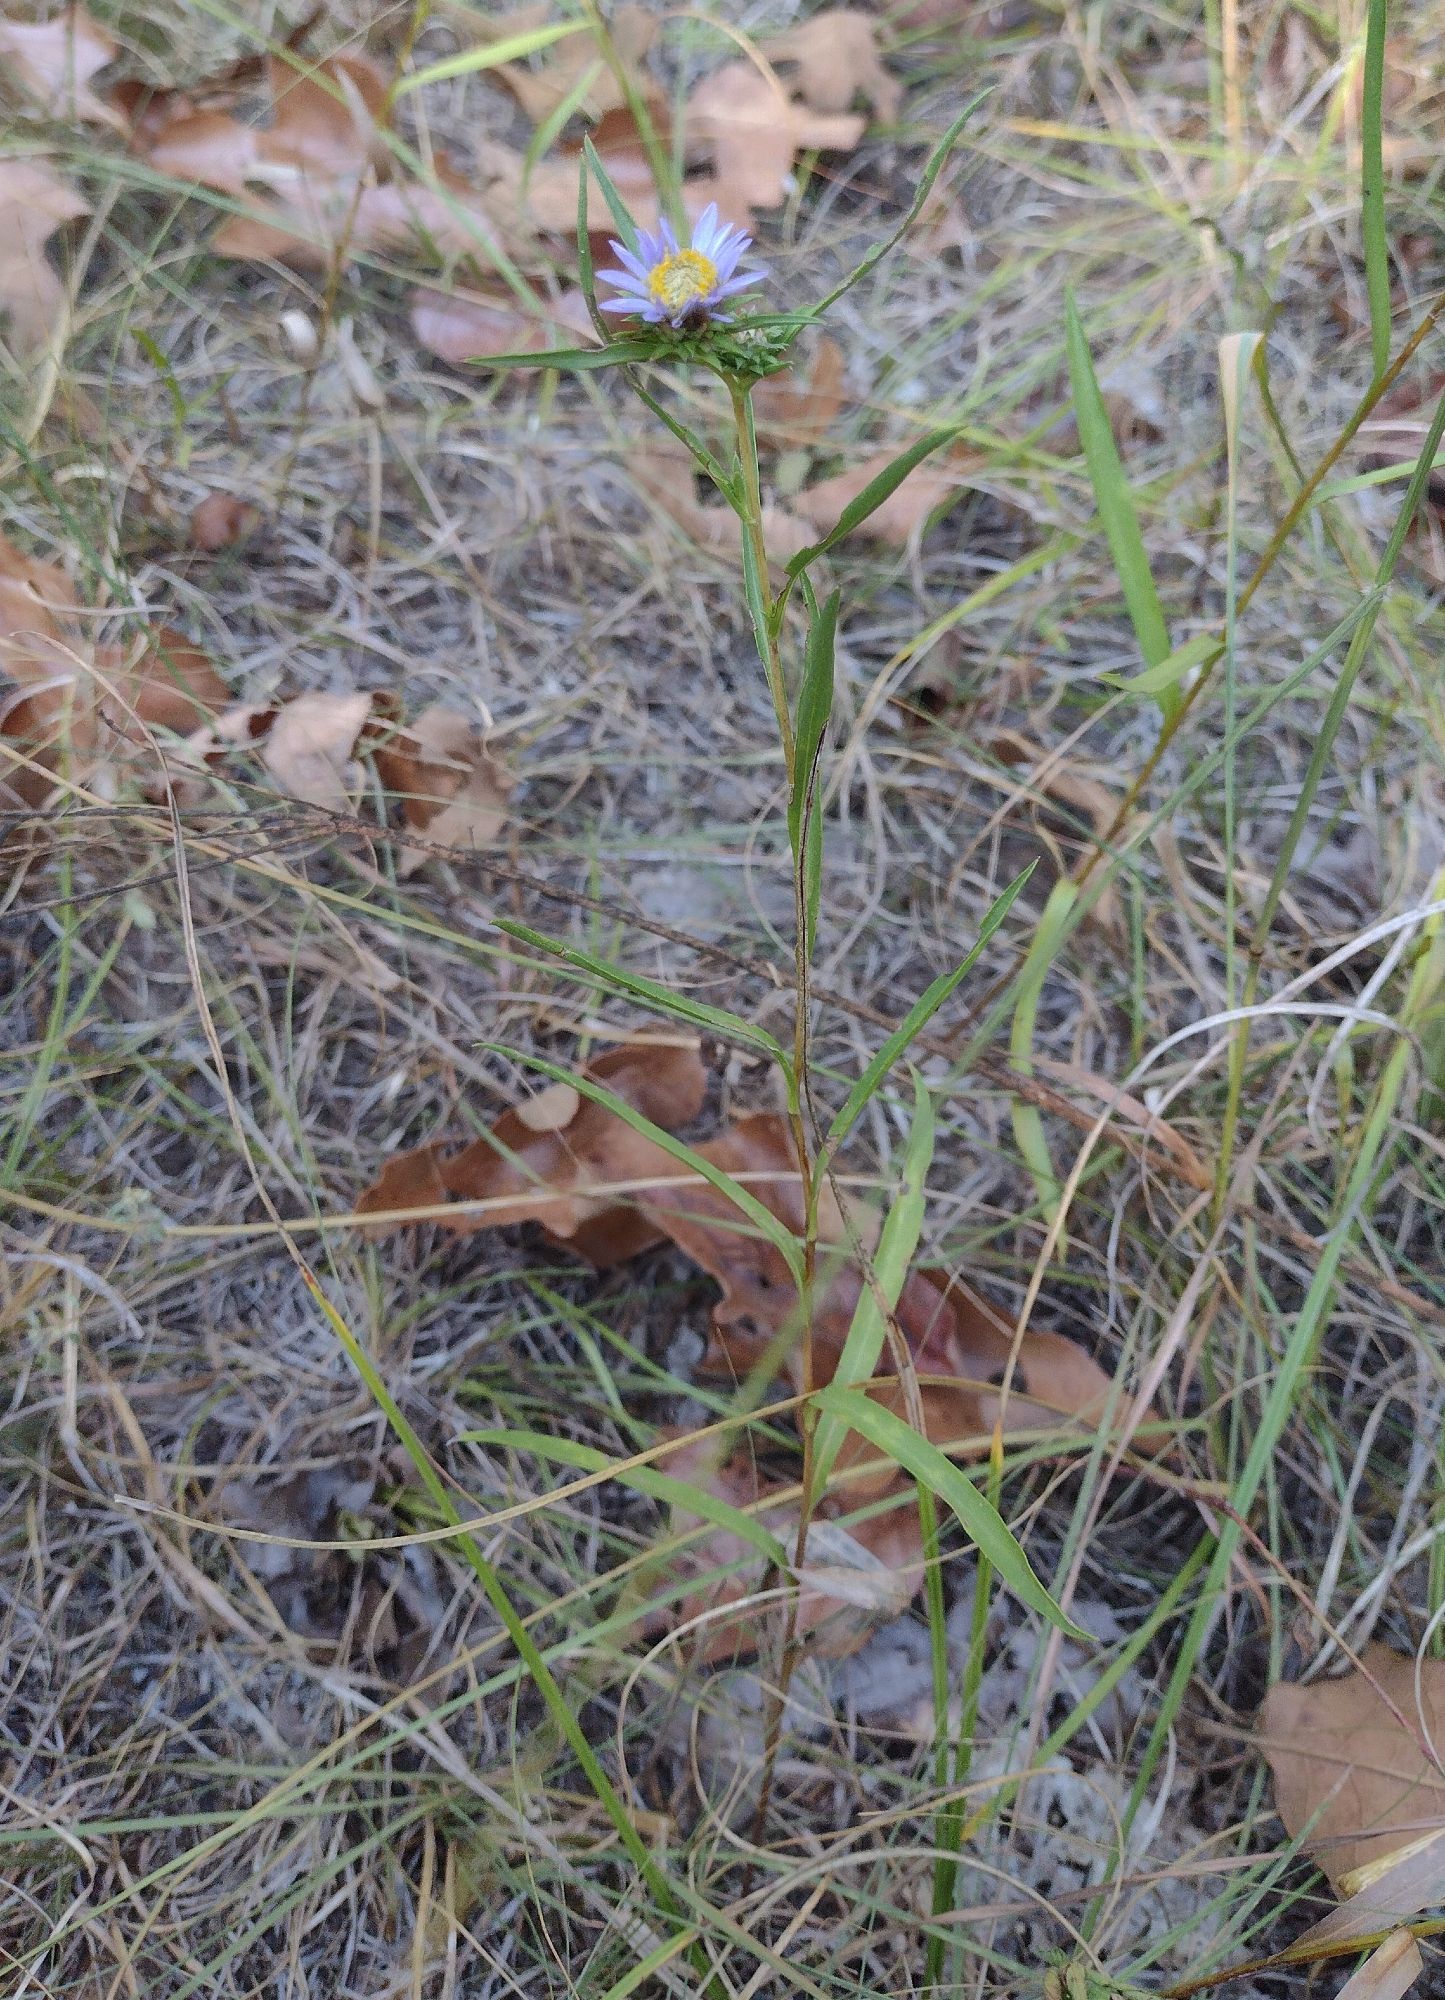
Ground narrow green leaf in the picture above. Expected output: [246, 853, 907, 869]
[468, 341, 654, 373]
[1009, 877, 1077, 1218]
[786, 427, 958, 575]
[498, 1048, 806, 1285]
[131, 328, 186, 427]
[788, 590, 839, 952]
[1102, 631, 1221, 695]
[810, 1385, 1087, 1638]
[738, 516, 775, 681]
[583, 132, 640, 252]
[460, 1428, 789, 1567]
[808, 94, 989, 321]
[494, 916, 790, 1068]
[1063, 291, 1174, 715]
[1361, 0, 1391, 383]
[394, 20, 586, 96]
[827, 863, 1034, 1146]
[525, 59, 603, 182]
[810, 1079, 934, 1489]
[575, 123, 604, 339]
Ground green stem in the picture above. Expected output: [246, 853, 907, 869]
[726, 375, 821, 1851]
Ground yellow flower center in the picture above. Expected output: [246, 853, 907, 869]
[648, 248, 718, 313]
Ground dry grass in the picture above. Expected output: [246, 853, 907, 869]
[3, 0, 1445, 1995]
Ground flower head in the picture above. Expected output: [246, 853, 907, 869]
[598, 204, 766, 328]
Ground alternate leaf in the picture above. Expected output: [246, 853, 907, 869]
[788, 428, 964, 570]
[810, 1384, 1087, 1638]
[1063, 291, 1173, 709]
[827, 862, 1033, 1145]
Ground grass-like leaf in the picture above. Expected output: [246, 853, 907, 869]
[809, 1384, 1087, 1638]
[810, 1078, 934, 1490]
[466, 342, 655, 372]
[1361, 0, 1392, 383]
[583, 132, 641, 252]
[460, 1428, 790, 1568]
[827, 863, 1034, 1146]
[1063, 290, 1175, 719]
[1102, 631, 1222, 696]
[393, 20, 587, 97]
[807, 95, 989, 321]
[495, 916, 790, 1070]
[786, 427, 959, 575]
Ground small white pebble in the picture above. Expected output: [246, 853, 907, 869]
[278, 309, 319, 366]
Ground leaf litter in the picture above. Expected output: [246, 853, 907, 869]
[0, 532, 511, 860]
[1260, 1648, 1445, 1889]
[30, 4, 901, 339]
[361, 1039, 1144, 1663]
[1, 1, 1406, 1987]
[0, 158, 90, 354]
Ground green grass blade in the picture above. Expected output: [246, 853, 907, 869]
[393, 20, 587, 97]
[460, 1428, 790, 1567]
[494, 916, 790, 1068]
[1063, 290, 1175, 717]
[1361, 0, 1391, 383]
[1009, 876, 1077, 1219]
[826, 862, 1034, 1146]
[808, 1384, 1087, 1638]
[810, 1078, 934, 1489]
[1102, 631, 1222, 696]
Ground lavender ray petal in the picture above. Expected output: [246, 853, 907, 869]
[606, 241, 653, 282]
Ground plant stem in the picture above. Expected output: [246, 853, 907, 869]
[726, 374, 820, 1848]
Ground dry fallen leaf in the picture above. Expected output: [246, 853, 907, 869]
[0, 157, 89, 354]
[0, 4, 121, 127]
[644, 1434, 924, 1664]
[890, 0, 1038, 27]
[794, 446, 969, 547]
[144, 52, 531, 272]
[0, 527, 82, 676]
[189, 492, 263, 551]
[359, 1039, 706, 1258]
[750, 335, 847, 445]
[685, 60, 866, 213]
[260, 689, 374, 813]
[495, 4, 660, 128]
[1, 534, 229, 815]
[113, 626, 232, 738]
[1260, 1648, 1445, 1888]
[763, 10, 902, 123]
[409, 284, 595, 364]
[371, 700, 512, 875]
[522, 132, 672, 236]
[631, 450, 815, 571]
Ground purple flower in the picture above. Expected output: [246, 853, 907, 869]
[598, 203, 766, 327]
